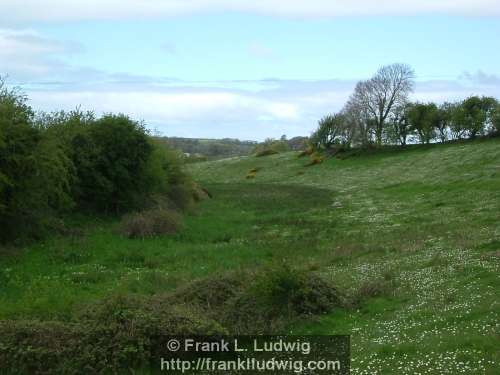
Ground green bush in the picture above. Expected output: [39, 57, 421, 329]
[1, 79, 197, 243]
[120, 208, 183, 239]
[253, 265, 343, 316]
[174, 266, 344, 334]
[0, 295, 225, 375]
[0, 80, 74, 242]
[0, 267, 344, 373]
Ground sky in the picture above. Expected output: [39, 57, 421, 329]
[1, 1, 499, 140]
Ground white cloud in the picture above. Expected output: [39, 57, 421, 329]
[0, 28, 83, 80]
[2, 28, 499, 140]
[22, 75, 500, 141]
[0, 0, 498, 23]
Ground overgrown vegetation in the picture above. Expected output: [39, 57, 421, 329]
[0, 265, 343, 373]
[0, 78, 195, 243]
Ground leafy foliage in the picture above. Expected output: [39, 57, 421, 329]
[0, 79, 74, 242]
[310, 113, 353, 150]
[0, 79, 194, 242]
[407, 102, 438, 144]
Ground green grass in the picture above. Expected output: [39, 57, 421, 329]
[1, 138, 500, 373]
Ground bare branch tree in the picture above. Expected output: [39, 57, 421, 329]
[350, 63, 415, 146]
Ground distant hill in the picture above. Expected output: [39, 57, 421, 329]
[155, 136, 309, 160]
[154, 137, 258, 160]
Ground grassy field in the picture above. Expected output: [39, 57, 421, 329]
[1, 138, 499, 373]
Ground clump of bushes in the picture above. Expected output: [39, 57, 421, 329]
[0, 81, 74, 242]
[0, 295, 225, 375]
[0, 266, 345, 373]
[120, 208, 183, 239]
[173, 265, 344, 334]
[0, 78, 196, 243]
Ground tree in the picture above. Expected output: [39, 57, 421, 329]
[389, 102, 412, 146]
[350, 63, 415, 146]
[408, 102, 438, 144]
[463, 96, 487, 139]
[311, 113, 354, 151]
[435, 102, 454, 143]
[343, 96, 374, 147]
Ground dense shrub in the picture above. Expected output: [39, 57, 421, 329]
[120, 208, 183, 238]
[0, 266, 344, 373]
[67, 114, 153, 213]
[253, 265, 343, 316]
[0, 295, 225, 375]
[171, 266, 343, 334]
[0, 80, 74, 242]
[0, 79, 196, 242]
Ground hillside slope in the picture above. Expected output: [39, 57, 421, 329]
[190, 139, 500, 374]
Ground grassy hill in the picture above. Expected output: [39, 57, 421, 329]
[192, 138, 500, 374]
[1, 138, 499, 373]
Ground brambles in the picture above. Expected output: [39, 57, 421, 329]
[0, 267, 343, 373]
[120, 208, 183, 239]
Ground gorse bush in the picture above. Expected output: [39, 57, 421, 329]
[0, 79, 194, 243]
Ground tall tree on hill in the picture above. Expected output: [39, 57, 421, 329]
[349, 63, 415, 146]
[408, 102, 438, 144]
